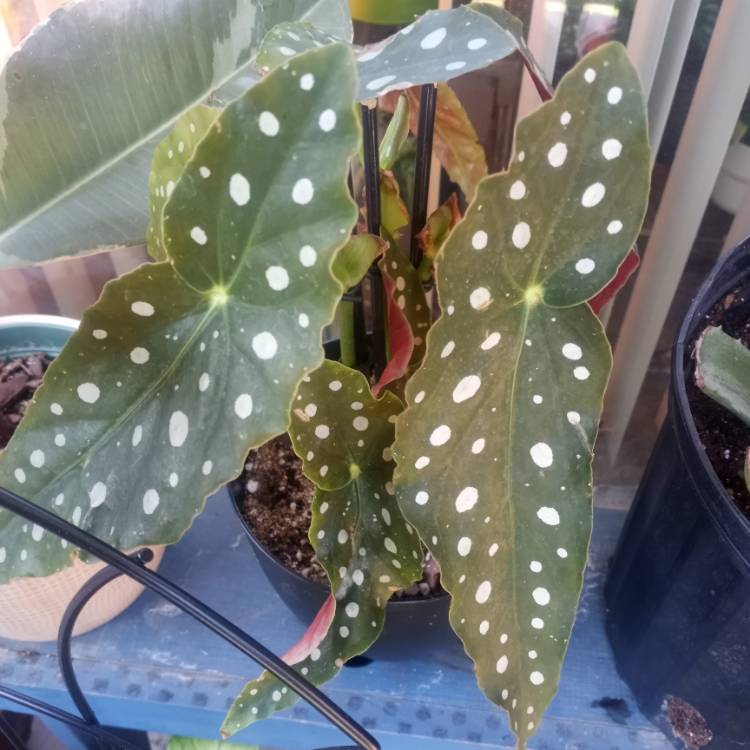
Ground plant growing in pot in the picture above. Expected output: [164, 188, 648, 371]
[606, 240, 750, 749]
[0, 1, 650, 747]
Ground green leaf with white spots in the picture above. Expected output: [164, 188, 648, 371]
[257, 5, 523, 102]
[256, 22, 340, 72]
[0, 44, 360, 584]
[147, 106, 219, 262]
[0, 0, 352, 268]
[169, 738, 259, 750]
[331, 233, 387, 289]
[392, 43, 649, 748]
[222, 361, 421, 736]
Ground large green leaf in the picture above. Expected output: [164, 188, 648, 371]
[392, 43, 649, 748]
[256, 4, 522, 101]
[0, 44, 359, 584]
[0, 0, 352, 268]
[222, 361, 421, 736]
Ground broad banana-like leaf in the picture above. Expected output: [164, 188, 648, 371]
[393, 43, 649, 748]
[256, 5, 522, 100]
[384, 83, 488, 200]
[0, 0, 352, 268]
[222, 361, 421, 736]
[147, 106, 218, 261]
[695, 327, 750, 428]
[0, 44, 359, 584]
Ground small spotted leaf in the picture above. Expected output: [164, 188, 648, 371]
[694, 326, 750, 428]
[147, 105, 218, 261]
[0, 45, 359, 584]
[0, 0, 353, 267]
[222, 361, 421, 735]
[393, 44, 649, 748]
[257, 5, 523, 101]
[376, 241, 430, 396]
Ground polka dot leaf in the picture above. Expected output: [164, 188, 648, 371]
[393, 43, 649, 749]
[256, 4, 524, 101]
[222, 360, 421, 736]
[0, 44, 360, 584]
[0, 0, 353, 267]
[147, 105, 218, 261]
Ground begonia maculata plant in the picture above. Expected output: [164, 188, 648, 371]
[0, 1, 649, 746]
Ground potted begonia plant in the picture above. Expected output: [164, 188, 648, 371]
[0, 2, 650, 747]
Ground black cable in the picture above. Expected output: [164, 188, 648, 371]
[0, 486, 379, 750]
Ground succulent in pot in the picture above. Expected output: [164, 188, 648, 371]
[0, 1, 649, 747]
[694, 325, 750, 493]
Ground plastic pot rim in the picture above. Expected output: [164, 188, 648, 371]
[227, 477, 448, 609]
[671, 237, 750, 554]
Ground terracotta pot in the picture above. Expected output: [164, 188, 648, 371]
[0, 314, 165, 641]
[0, 546, 165, 641]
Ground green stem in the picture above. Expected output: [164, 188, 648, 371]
[337, 301, 357, 368]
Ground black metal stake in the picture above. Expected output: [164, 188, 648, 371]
[360, 102, 387, 380]
[0, 486, 379, 750]
[410, 84, 438, 268]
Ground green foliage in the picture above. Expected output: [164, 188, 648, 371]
[257, 4, 522, 101]
[0, 0, 352, 268]
[222, 360, 420, 736]
[0, 44, 360, 583]
[695, 327, 750, 428]
[332, 234, 387, 289]
[392, 43, 649, 748]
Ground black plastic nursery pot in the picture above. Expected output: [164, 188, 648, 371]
[605, 238, 750, 749]
[229, 339, 453, 661]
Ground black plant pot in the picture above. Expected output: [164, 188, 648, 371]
[230, 340, 454, 661]
[605, 238, 750, 749]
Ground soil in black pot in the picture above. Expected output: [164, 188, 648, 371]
[239, 435, 444, 598]
[688, 284, 750, 517]
[0, 353, 51, 449]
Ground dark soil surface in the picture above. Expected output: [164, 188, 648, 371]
[240, 434, 326, 584]
[663, 696, 713, 749]
[688, 285, 750, 518]
[238, 435, 443, 598]
[0, 353, 51, 449]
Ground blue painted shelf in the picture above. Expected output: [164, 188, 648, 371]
[0, 489, 673, 749]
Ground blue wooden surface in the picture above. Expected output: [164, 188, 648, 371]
[0, 489, 673, 749]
